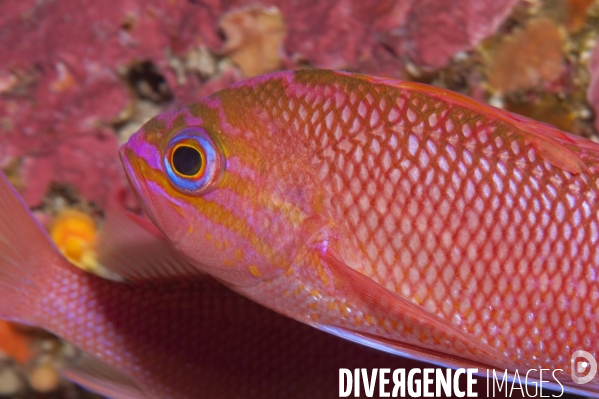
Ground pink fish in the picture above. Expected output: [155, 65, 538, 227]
[121, 69, 599, 395]
[0, 172, 472, 398]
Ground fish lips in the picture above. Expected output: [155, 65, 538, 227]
[119, 143, 160, 228]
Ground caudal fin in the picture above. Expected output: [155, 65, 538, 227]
[0, 172, 63, 323]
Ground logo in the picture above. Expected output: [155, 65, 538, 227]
[571, 350, 597, 384]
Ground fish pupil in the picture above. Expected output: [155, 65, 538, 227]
[173, 146, 202, 176]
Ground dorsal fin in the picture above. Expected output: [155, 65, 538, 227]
[399, 79, 591, 174]
[95, 208, 204, 283]
[524, 133, 588, 174]
[499, 109, 590, 174]
[61, 352, 145, 399]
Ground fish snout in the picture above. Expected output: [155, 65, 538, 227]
[119, 130, 153, 184]
[118, 136, 159, 226]
[119, 140, 141, 188]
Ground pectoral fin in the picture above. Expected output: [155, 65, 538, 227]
[95, 208, 204, 283]
[320, 249, 511, 367]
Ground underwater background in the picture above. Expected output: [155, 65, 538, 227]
[0, 0, 598, 398]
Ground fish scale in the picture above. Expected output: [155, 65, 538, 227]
[121, 70, 599, 392]
[243, 72, 599, 370]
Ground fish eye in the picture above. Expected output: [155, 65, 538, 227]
[164, 127, 225, 195]
[172, 145, 203, 177]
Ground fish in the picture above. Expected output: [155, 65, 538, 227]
[120, 69, 599, 395]
[0, 171, 477, 399]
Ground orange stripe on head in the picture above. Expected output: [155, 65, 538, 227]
[135, 155, 293, 271]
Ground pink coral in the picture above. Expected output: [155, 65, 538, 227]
[487, 17, 566, 94]
[401, 0, 520, 68]
[0, 0, 518, 207]
[180, 0, 518, 73]
[217, 0, 517, 73]
[0, 0, 207, 206]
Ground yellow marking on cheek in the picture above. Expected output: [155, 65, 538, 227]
[205, 233, 212, 240]
[219, 171, 310, 231]
[138, 157, 290, 269]
[188, 194, 285, 265]
[248, 265, 262, 277]
[234, 249, 243, 261]
[211, 239, 231, 250]
[188, 225, 193, 234]
[293, 284, 304, 296]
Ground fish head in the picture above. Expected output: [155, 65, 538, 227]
[120, 90, 328, 287]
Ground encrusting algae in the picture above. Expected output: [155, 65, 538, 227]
[48, 209, 121, 280]
[49, 209, 98, 273]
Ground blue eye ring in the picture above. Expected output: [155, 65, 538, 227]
[164, 127, 225, 195]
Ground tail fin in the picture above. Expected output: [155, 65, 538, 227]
[0, 172, 63, 322]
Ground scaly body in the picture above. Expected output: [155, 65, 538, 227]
[121, 70, 599, 393]
[0, 172, 432, 398]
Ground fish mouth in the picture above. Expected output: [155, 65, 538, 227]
[119, 144, 159, 226]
